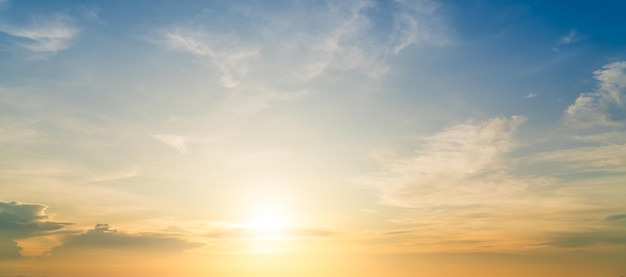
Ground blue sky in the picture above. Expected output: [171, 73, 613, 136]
[1, 1, 626, 276]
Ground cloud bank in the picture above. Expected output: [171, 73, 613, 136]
[50, 223, 202, 256]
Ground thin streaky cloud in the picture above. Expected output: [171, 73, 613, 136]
[0, 13, 80, 58]
[152, 134, 189, 153]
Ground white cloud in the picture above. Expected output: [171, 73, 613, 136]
[564, 61, 626, 128]
[162, 30, 259, 88]
[390, 0, 450, 54]
[365, 116, 527, 208]
[0, 14, 80, 58]
[525, 93, 537, 99]
[152, 134, 190, 153]
[159, 0, 450, 88]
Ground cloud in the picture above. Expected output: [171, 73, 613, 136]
[0, 238, 21, 259]
[0, 13, 80, 58]
[152, 134, 190, 153]
[545, 231, 626, 248]
[526, 143, 626, 173]
[159, 0, 450, 88]
[389, 0, 450, 54]
[50, 223, 202, 255]
[564, 61, 626, 128]
[162, 29, 259, 88]
[558, 29, 579, 45]
[525, 93, 537, 99]
[0, 201, 70, 239]
[605, 214, 626, 221]
[365, 116, 526, 208]
[0, 201, 70, 259]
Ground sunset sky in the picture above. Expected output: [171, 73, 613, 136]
[1, 0, 626, 276]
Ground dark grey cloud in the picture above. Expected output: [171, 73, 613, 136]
[0, 201, 70, 238]
[605, 214, 626, 221]
[0, 201, 70, 259]
[50, 223, 202, 255]
[0, 238, 22, 259]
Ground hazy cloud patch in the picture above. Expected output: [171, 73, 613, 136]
[544, 231, 626, 248]
[152, 134, 190, 153]
[0, 13, 80, 59]
[365, 116, 527, 208]
[526, 143, 626, 173]
[50, 223, 202, 255]
[605, 214, 626, 221]
[558, 29, 579, 45]
[158, 0, 450, 88]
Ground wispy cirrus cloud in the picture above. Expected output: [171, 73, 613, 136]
[152, 134, 191, 153]
[0, 13, 80, 58]
[364, 116, 526, 208]
[162, 30, 259, 88]
[158, 0, 450, 89]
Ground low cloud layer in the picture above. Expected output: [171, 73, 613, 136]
[50, 223, 202, 256]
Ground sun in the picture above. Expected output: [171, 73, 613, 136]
[244, 205, 291, 238]
[248, 215, 287, 231]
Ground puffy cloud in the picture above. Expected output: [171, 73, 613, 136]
[0, 201, 70, 259]
[365, 116, 526, 208]
[564, 61, 626, 128]
[50, 224, 202, 255]
[0, 201, 69, 239]
[0, 13, 80, 58]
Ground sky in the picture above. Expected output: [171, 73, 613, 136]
[1, 0, 626, 276]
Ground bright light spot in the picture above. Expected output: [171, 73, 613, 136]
[249, 215, 286, 230]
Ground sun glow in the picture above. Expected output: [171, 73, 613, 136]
[248, 215, 287, 231]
